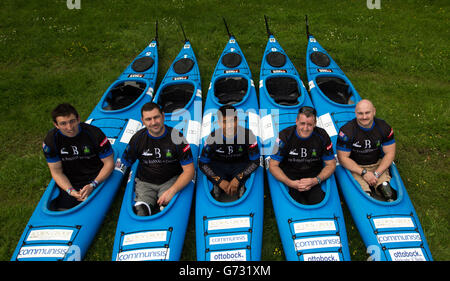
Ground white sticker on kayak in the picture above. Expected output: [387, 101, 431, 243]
[26, 229, 73, 242]
[260, 114, 274, 142]
[209, 234, 248, 245]
[303, 252, 340, 261]
[293, 220, 336, 234]
[317, 113, 338, 137]
[186, 120, 201, 145]
[116, 248, 170, 261]
[388, 248, 426, 261]
[200, 113, 212, 139]
[146, 87, 154, 97]
[208, 217, 250, 231]
[377, 233, 422, 244]
[294, 236, 341, 251]
[210, 249, 247, 261]
[308, 80, 315, 89]
[120, 119, 143, 144]
[17, 246, 69, 259]
[373, 217, 415, 229]
[122, 231, 167, 246]
[248, 112, 260, 138]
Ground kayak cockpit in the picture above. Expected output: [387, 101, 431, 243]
[158, 83, 195, 113]
[316, 76, 355, 105]
[265, 76, 300, 106]
[103, 81, 147, 111]
[214, 76, 248, 105]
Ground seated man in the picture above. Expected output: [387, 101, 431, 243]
[269, 106, 336, 205]
[42, 103, 114, 210]
[199, 105, 260, 202]
[337, 99, 396, 201]
[122, 102, 195, 216]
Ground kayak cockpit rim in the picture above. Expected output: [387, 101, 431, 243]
[99, 78, 152, 113]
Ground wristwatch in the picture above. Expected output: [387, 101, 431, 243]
[374, 171, 380, 179]
[361, 169, 367, 177]
[316, 176, 322, 185]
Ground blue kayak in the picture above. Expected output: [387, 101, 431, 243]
[260, 17, 350, 261]
[195, 21, 264, 261]
[111, 37, 202, 261]
[305, 17, 433, 261]
[11, 26, 159, 261]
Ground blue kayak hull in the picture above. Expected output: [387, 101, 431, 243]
[306, 34, 432, 261]
[259, 34, 350, 261]
[111, 41, 201, 261]
[11, 39, 159, 261]
[195, 36, 264, 261]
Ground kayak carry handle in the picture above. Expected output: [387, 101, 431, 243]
[264, 15, 272, 37]
[154, 20, 159, 46]
[179, 21, 189, 43]
[305, 14, 311, 40]
[223, 17, 233, 38]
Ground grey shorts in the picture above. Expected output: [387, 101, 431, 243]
[134, 175, 179, 207]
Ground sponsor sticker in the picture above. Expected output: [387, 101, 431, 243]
[207, 217, 251, 231]
[293, 220, 336, 234]
[186, 120, 201, 145]
[209, 234, 248, 245]
[210, 249, 246, 261]
[122, 231, 167, 246]
[200, 113, 212, 139]
[373, 217, 415, 229]
[294, 236, 341, 251]
[18, 246, 69, 259]
[388, 248, 426, 261]
[303, 252, 340, 261]
[26, 229, 73, 242]
[120, 119, 143, 144]
[248, 112, 260, 138]
[260, 114, 274, 142]
[377, 233, 422, 244]
[317, 113, 338, 137]
[116, 248, 170, 261]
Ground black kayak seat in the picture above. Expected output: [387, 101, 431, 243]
[310, 51, 331, 67]
[221, 53, 242, 68]
[131, 57, 154, 72]
[316, 76, 352, 104]
[173, 58, 195, 74]
[214, 76, 248, 105]
[158, 83, 195, 113]
[104, 81, 146, 110]
[266, 77, 300, 106]
[266, 52, 286, 68]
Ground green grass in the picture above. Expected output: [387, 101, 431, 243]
[1, 0, 449, 261]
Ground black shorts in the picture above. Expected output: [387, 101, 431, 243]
[50, 183, 88, 211]
[289, 184, 324, 205]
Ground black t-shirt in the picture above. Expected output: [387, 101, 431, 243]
[336, 118, 395, 165]
[122, 125, 193, 185]
[199, 126, 260, 164]
[271, 125, 334, 180]
[42, 123, 113, 187]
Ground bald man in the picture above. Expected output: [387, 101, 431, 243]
[336, 99, 396, 201]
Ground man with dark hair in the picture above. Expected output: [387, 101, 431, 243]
[269, 106, 336, 205]
[337, 99, 396, 201]
[42, 103, 114, 210]
[122, 102, 195, 216]
[199, 105, 260, 201]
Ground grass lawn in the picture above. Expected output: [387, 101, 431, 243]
[1, 0, 448, 261]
